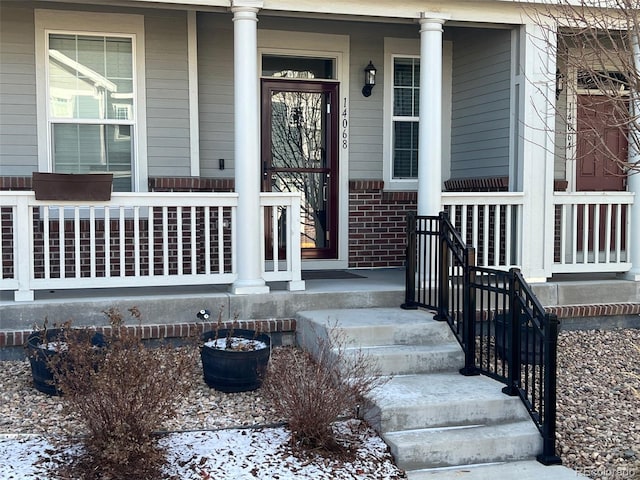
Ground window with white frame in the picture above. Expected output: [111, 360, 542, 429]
[383, 37, 451, 191]
[392, 56, 420, 179]
[36, 10, 146, 192]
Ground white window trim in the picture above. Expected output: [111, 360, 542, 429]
[35, 9, 148, 192]
[383, 37, 452, 191]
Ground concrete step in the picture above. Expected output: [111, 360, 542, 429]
[383, 421, 543, 471]
[365, 373, 530, 433]
[406, 460, 590, 479]
[347, 344, 464, 376]
[296, 308, 453, 349]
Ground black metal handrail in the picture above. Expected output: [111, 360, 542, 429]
[402, 212, 561, 465]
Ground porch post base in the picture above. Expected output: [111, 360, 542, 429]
[619, 269, 640, 281]
[230, 280, 270, 295]
[287, 280, 306, 291]
[14, 290, 35, 302]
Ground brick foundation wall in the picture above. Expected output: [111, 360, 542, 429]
[3, 303, 638, 348]
[0, 318, 296, 348]
[0, 176, 235, 193]
[148, 176, 234, 192]
[348, 180, 416, 268]
[0, 176, 32, 191]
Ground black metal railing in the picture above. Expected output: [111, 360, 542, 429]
[402, 211, 561, 465]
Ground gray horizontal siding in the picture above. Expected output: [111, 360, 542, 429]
[197, 15, 234, 178]
[450, 28, 512, 180]
[347, 26, 384, 180]
[0, 3, 38, 174]
[144, 11, 191, 177]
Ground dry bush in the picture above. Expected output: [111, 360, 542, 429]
[262, 328, 385, 455]
[49, 307, 195, 480]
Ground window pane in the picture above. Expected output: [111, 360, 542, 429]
[394, 58, 414, 86]
[262, 55, 334, 79]
[77, 36, 106, 76]
[393, 120, 419, 178]
[394, 88, 413, 116]
[52, 124, 132, 191]
[105, 37, 133, 79]
[48, 34, 133, 120]
[393, 57, 419, 117]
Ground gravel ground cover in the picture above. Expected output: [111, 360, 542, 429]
[0, 328, 638, 479]
[556, 328, 640, 480]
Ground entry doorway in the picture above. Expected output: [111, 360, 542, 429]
[576, 94, 627, 192]
[575, 94, 627, 252]
[261, 79, 339, 260]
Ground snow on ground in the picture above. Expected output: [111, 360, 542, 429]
[0, 421, 406, 479]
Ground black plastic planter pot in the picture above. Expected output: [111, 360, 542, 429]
[25, 328, 106, 396]
[494, 314, 543, 365]
[200, 329, 271, 393]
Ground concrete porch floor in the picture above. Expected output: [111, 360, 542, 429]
[0, 269, 406, 331]
[0, 268, 638, 333]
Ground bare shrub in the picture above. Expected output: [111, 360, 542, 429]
[262, 327, 386, 455]
[49, 307, 195, 480]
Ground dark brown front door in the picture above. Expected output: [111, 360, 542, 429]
[261, 79, 339, 260]
[576, 94, 627, 251]
[576, 94, 627, 192]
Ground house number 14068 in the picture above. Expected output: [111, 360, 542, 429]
[342, 97, 348, 149]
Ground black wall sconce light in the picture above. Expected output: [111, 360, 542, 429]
[362, 61, 377, 97]
[555, 68, 565, 100]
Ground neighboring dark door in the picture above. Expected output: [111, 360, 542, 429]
[576, 94, 627, 192]
[576, 94, 627, 251]
[261, 79, 339, 259]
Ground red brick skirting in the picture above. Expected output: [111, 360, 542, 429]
[148, 176, 234, 192]
[2, 304, 638, 348]
[0, 318, 295, 348]
[545, 303, 640, 319]
[444, 176, 509, 192]
[348, 180, 416, 268]
[0, 176, 32, 191]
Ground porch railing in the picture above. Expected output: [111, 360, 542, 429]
[403, 211, 562, 465]
[441, 191, 633, 276]
[552, 192, 633, 273]
[443, 192, 523, 270]
[0, 191, 303, 301]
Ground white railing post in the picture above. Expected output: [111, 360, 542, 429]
[518, 23, 556, 282]
[259, 193, 305, 290]
[14, 195, 34, 301]
[287, 194, 305, 291]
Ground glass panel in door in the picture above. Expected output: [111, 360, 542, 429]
[262, 80, 338, 259]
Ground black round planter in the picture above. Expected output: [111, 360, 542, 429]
[200, 329, 271, 393]
[25, 328, 106, 396]
[494, 314, 543, 365]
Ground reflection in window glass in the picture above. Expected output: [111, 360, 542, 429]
[262, 55, 335, 80]
[47, 34, 134, 191]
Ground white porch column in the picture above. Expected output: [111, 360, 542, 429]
[624, 35, 640, 281]
[230, 1, 269, 294]
[417, 15, 446, 216]
[517, 24, 556, 282]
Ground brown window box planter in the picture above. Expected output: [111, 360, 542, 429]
[32, 172, 113, 201]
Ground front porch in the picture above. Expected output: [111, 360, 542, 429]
[0, 189, 636, 303]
